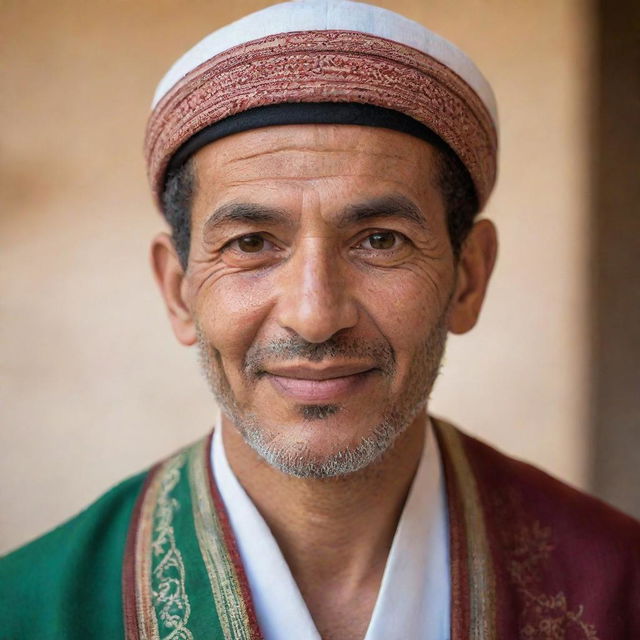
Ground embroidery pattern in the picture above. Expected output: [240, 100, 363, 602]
[132, 468, 163, 640]
[496, 489, 600, 640]
[150, 453, 194, 640]
[188, 438, 258, 640]
[145, 30, 497, 210]
[436, 421, 497, 639]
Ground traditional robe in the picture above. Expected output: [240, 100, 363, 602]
[1, 418, 639, 639]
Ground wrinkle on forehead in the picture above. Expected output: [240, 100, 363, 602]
[196, 124, 437, 172]
[226, 145, 409, 165]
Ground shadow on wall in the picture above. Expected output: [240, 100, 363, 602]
[588, 0, 640, 520]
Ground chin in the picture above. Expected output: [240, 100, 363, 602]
[233, 405, 414, 479]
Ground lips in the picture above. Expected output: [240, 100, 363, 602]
[264, 364, 376, 402]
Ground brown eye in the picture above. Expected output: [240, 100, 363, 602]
[237, 235, 265, 253]
[365, 231, 397, 250]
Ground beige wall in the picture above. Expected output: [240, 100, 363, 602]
[0, 0, 593, 554]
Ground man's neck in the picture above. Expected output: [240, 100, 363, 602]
[221, 413, 427, 639]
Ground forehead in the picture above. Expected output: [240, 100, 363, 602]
[190, 124, 440, 206]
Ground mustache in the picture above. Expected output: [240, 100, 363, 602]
[243, 335, 396, 378]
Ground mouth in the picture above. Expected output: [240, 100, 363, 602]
[263, 364, 377, 402]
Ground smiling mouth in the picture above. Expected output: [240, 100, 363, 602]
[264, 365, 377, 402]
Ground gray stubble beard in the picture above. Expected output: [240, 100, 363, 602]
[196, 309, 449, 479]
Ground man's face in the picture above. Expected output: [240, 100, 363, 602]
[180, 124, 457, 477]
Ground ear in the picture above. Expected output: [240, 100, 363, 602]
[150, 232, 197, 346]
[448, 219, 498, 334]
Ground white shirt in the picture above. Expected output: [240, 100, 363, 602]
[212, 415, 451, 640]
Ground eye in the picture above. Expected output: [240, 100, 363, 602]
[221, 233, 282, 266]
[234, 234, 268, 253]
[360, 231, 403, 250]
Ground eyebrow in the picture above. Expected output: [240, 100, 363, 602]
[338, 194, 428, 230]
[203, 202, 291, 235]
[203, 193, 428, 235]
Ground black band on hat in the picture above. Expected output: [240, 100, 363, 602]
[164, 101, 450, 185]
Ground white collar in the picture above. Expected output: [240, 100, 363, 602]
[212, 415, 450, 640]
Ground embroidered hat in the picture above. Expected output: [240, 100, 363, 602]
[145, 0, 498, 210]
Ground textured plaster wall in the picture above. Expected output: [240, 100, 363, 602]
[0, 0, 593, 553]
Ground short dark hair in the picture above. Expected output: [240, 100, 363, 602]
[162, 158, 195, 272]
[162, 142, 478, 271]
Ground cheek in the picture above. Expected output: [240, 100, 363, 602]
[193, 271, 276, 365]
[361, 267, 450, 351]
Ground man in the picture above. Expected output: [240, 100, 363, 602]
[1, 1, 639, 638]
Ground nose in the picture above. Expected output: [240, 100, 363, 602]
[275, 238, 359, 343]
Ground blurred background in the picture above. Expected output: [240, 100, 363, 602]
[1, 0, 638, 554]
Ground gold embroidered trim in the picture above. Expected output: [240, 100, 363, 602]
[437, 421, 497, 640]
[188, 438, 254, 640]
[150, 452, 194, 640]
[135, 466, 163, 640]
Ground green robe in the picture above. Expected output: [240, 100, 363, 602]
[2, 420, 639, 639]
[0, 471, 144, 639]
